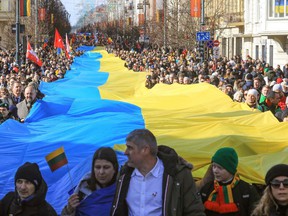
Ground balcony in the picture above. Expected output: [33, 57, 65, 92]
[0, 11, 14, 22]
[225, 12, 244, 27]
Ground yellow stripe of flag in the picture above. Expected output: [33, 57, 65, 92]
[45, 146, 65, 161]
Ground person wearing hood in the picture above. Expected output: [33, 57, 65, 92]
[61, 147, 118, 216]
[0, 162, 57, 216]
[245, 88, 260, 109]
[110, 129, 205, 216]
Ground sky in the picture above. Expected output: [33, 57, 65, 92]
[61, 0, 106, 26]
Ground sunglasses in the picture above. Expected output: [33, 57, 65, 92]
[270, 179, 288, 189]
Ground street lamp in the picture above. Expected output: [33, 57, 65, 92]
[143, 0, 150, 45]
[15, 0, 21, 65]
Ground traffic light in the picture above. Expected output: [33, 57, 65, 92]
[198, 41, 205, 62]
[198, 41, 204, 54]
[19, 43, 23, 53]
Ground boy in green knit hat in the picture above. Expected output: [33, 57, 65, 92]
[200, 147, 260, 216]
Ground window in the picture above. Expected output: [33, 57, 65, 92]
[268, 0, 288, 18]
[269, 45, 273, 66]
[262, 45, 267, 62]
[0, 0, 10, 11]
[256, 45, 259, 59]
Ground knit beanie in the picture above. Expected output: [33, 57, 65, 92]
[0, 102, 9, 109]
[212, 147, 238, 175]
[265, 164, 288, 185]
[15, 162, 42, 190]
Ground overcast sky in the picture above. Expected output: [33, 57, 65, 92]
[61, 0, 105, 26]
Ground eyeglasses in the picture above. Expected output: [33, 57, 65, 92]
[270, 179, 288, 189]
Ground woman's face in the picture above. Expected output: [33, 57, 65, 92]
[270, 176, 288, 205]
[94, 159, 115, 187]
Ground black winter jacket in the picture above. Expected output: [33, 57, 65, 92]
[0, 179, 57, 216]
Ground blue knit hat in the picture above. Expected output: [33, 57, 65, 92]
[212, 147, 238, 174]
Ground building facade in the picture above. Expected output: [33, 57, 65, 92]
[243, 0, 288, 67]
[210, 0, 288, 67]
[0, 0, 14, 49]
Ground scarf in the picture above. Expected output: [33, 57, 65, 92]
[204, 175, 240, 214]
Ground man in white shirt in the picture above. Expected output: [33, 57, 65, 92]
[111, 129, 205, 216]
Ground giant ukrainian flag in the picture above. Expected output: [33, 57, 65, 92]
[0, 46, 287, 214]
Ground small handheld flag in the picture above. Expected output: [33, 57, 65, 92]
[45, 146, 68, 172]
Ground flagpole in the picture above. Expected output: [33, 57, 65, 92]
[66, 164, 74, 190]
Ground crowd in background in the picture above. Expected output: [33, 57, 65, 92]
[1, 31, 288, 124]
[0, 34, 89, 124]
[106, 36, 288, 122]
[0, 31, 287, 215]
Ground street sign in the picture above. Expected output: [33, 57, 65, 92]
[196, 32, 210, 41]
[213, 40, 220, 47]
[206, 40, 214, 49]
[213, 47, 220, 59]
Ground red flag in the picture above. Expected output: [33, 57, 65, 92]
[190, 0, 201, 17]
[54, 28, 65, 49]
[65, 33, 71, 59]
[26, 41, 43, 67]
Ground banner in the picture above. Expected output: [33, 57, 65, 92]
[138, 14, 144, 25]
[20, 0, 31, 17]
[39, 8, 46, 21]
[156, 10, 164, 23]
[190, 0, 201, 17]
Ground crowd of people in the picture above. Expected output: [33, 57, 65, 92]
[0, 34, 89, 124]
[0, 31, 287, 215]
[107, 40, 288, 122]
[0, 128, 287, 215]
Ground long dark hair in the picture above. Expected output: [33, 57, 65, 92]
[87, 147, 119, 190]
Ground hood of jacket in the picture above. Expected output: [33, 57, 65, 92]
[158, 145, 193, 176]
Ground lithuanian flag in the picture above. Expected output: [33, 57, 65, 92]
[20, 0, 31, 17]
[45, 147, 68, 172]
